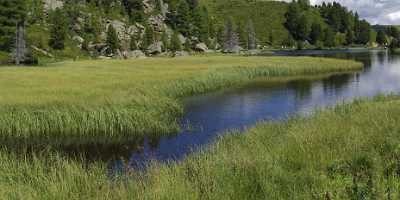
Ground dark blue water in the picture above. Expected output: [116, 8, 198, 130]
[111, 50, 400, 171]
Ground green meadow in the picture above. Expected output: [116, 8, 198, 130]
[0, 55, 362, 145]
[2, 95, 400, 199]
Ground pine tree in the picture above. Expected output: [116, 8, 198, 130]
[310, 23, 322, 45]
[184, 39, 191, 52]
[106, 25, 120, 54]
[176, 0, 191, 36]
[123, 0, 145, 23]
[14, 23, 27, 65]
[246, 19, 256, 50]
[223, 17, 239, 52]
[170, 31, 182, 53]
[49, 8, 67, 50]
[0, 0, 26, 52]
[345, 29, 355, 45]
[161, 31, 169, 52]
[376, 30, 388, 46]
[324, 28, 335, 47]
[130, 35, 138, 51]
[236, 22, 246, 48]
[142, 24, 155, 50]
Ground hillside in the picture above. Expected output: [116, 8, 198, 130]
[200, 0, 290, 46]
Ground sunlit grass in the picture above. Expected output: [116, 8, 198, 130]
[2, 96, 400, 199]
[0, 55, 362, 144]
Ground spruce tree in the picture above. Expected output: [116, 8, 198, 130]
[246, 19, 256, 50]
[236, 22, 246, 49]
[130, 35, 138, 51]
[142, 24, 155, 50]
[176, 0, 191, 36]
[161, 31, 169, 52]
[106, 25, 120, 54]
[376, 30, 387, 46]
[324, 28, 335, 47]
[170, 31, 182, 53]
[223, 17, 239, 52]
[49, 8, 67, 50]
[0, 0, 26, 52]
[310, 23, 322, 45]
[346, 29, 354, 45]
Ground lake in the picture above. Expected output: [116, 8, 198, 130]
[111, 50, 400, 172]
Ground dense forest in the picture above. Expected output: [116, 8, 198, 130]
[0, 0, 399, 64]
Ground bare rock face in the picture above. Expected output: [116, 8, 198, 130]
[147, 41, 163, 55]
[148, 14, 166, 33]
[44, 0, 64, 10]
[195, 43, 208, 52]
[143, 0, 155, 14]
[125, 50, 146, 59]
[174, 51, 190, 57]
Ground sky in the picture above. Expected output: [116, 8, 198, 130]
[282, 0, 400, 25]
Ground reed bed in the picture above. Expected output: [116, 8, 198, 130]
[0, 56, 362, 144]
[1, 96, 400, 199]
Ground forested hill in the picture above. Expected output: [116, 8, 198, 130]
[0, 0, 398, 64]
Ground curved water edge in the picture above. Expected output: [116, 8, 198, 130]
[106, 49, 400, 173]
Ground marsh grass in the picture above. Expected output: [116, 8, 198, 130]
[2, 96, 400, 199]
[0, 56, 362, 145]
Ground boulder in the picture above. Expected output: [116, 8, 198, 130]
[44, 0, 63, 10]
[72, 36, 84, 44]
[147, 41, 163, 55]
[178, 34, 187, 44]
[174, 51, 190, 57]
[194, 43, 208, 52]
[126, 50, 146, 59]
[148, 14, 166, 32]
[223, 45, 243, 54]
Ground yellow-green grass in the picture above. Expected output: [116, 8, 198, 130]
[2, 96, 400, 199]
[0, 55, 362, 145]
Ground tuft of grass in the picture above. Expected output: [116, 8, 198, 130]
[0, 55, 362, 144]
[2, 96, 400, 199]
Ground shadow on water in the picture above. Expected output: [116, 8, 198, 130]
[4, 49, 400, 175]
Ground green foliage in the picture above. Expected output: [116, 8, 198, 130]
[142, 24, 155, 51]
[0, 56, 361, 143]
[48, 9, 67, 50]
[201, 0, 289, 46]
[376, 30, 388, 46]
[324, 27, 335, 47]
[170, 31, 182, 52]
[122, 0, 145, 23]
[106, 25, 120, 54]
[161, 31, 169, 52]
[310, 23, 323, 45]
[0, 0, 26, 52]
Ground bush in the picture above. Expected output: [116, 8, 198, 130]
[0, 51, 11, 65]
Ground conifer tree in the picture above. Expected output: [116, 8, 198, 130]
[0, 0, 26, 52]
[170, 31, 182, 53]
[236, 22, 246, 48]
[345, 29, 354, 45]
[142, 24, 155, 50]
[310, 23, 322, 45]
[130, 35, 138, 51]
[223, 17, 239, 52]
[49, 8, 67, 50]
[106, 25, 120, 54]
[176, 0, 191, 36]
[161, 31, 169, 52]
[246, 20, 256, 50]
[376, 30, 388, 46]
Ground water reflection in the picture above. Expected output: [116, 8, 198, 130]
[108, 50, 400, 172]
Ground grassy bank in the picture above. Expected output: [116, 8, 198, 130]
[2, 96, 400, 199]
[0, 55, 362, 145]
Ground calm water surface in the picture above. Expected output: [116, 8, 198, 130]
[112, 50, 400, 171]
